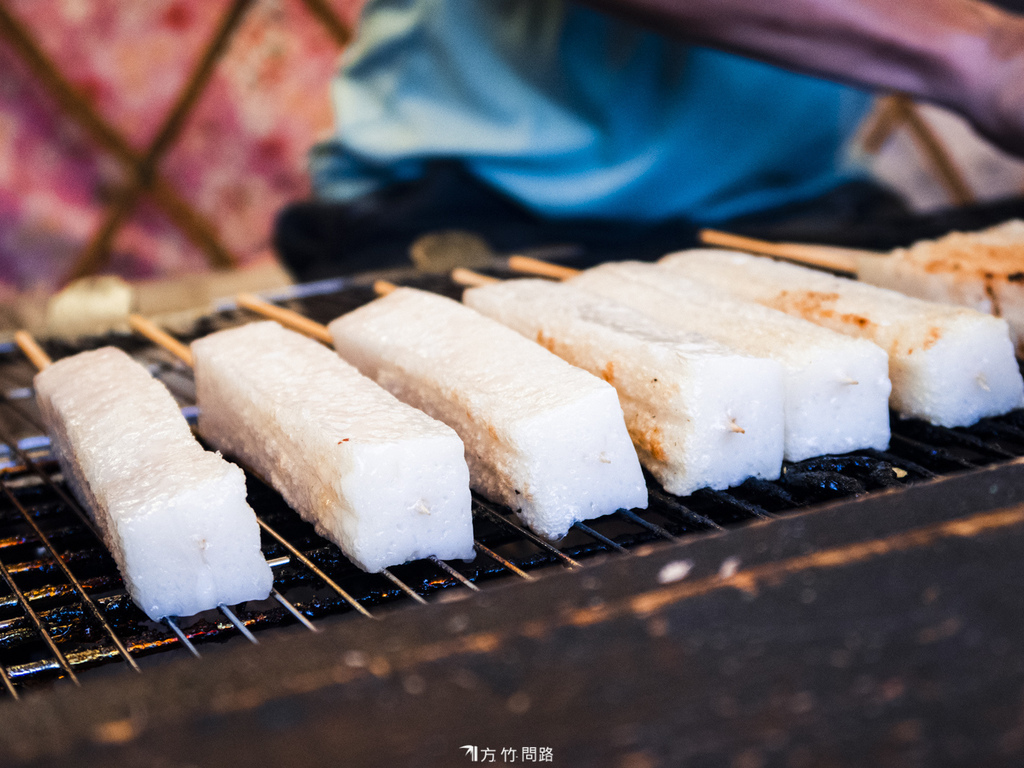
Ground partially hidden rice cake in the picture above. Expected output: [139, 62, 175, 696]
[192, 321, 474, 572]
[328, 288, 648, 539]
[33, 347, 273, 620]
[463, 278, 785, 495]
[862, 220, 1024, 356]
[571, 261, 892, 461]
[663, 249, 1024, 428]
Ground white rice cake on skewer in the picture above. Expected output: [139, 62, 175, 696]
[570, 261, 891, 462]
[328, 288, 648, 540]
[33, 347, 273, 620]
[463, 279, 785, 495]
[191, 321, 474, 572]
[860, 220, 1024, 356]
[662, 249, 1024, 427]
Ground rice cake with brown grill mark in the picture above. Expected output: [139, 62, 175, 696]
[328, 288, 648, 539]
[192, 321, 474, 572]
[571, 261, 891, 462]
[463, 278, 785, 496]
[862, 220, 1024, 356]
[662, 249, 1024, 428]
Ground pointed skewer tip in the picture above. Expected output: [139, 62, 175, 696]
[451, 267, 500, 288]
[128, 314, 194, 368]
[506, 255, 581, 281]
[14, 330, 52, 371]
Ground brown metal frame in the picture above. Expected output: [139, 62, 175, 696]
[860, 93, 975, 207]
[2, 457, 1023, 766]
[0, 0, 354, 284]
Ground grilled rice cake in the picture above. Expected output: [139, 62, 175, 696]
[464, 278, 785, 495]
[572, 261, 892, 462]
[192, 321, 474, 572]
[33, 346, 272, 620]
[663, 249, 1024, 428]
[864, 219, 1024, 356]
[329, 288, 648, 540]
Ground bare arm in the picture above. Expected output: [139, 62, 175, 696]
[578, 0, 1024, 155]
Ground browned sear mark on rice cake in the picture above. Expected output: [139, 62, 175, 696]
[771, 290, 840, 321]
[601, 360, 615, 383]
[631, 424, 666, 463]
[535, 330, 557, 353]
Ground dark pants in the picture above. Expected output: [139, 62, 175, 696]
[274, 161, 1024, 281]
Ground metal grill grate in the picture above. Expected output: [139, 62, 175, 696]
[1, 272, 1023, 697]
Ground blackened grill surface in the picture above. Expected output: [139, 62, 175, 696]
[0, 270, 1023, 696]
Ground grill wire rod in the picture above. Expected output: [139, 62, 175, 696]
[0, 480, 141, 673]
[219, 604, 258, 644]
[164, 617, 201, 658]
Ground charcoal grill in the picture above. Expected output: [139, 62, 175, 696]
[2, 269, 1024, 767]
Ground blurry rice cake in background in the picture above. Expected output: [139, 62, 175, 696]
[0, 263, 293, 343]
[863, 220, 1024, 356]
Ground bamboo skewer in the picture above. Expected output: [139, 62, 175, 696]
[130, 304, 334, 363]
[501, 230, 880, 279]
[506, 256, 580, 280]
[230, 295, 334, 342]
[452, 268, 512, 287]
[502, 261, 579, 280]
[236, 278, 497, 344]
[697, 229, 884, 274]
[451, 267, 500, 287]
[128, 314, 194, 368]
[235, 294, 333, 344]
[133, 290, 368, 363]
[14, 331, 52, 371]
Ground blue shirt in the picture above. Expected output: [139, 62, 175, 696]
[311, 0, 872, 222]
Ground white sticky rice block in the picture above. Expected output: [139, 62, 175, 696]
[862, 220, 1024, 356]
[328, 288, 648, 539]
[32, 347, 272, 620]
[191, 321, 473, 572]
[463, 279, 785, 495]
[662, 249, 1024, 427]
[570, 261, 892, 461]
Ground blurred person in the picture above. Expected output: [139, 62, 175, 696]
[277, 0, 1024, 277]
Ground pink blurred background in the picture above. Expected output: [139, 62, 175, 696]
[0, 0, 361, 292]
[2, 0, 1020, 297]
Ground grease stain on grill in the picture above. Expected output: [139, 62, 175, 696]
[0, 279, 1023, 693]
